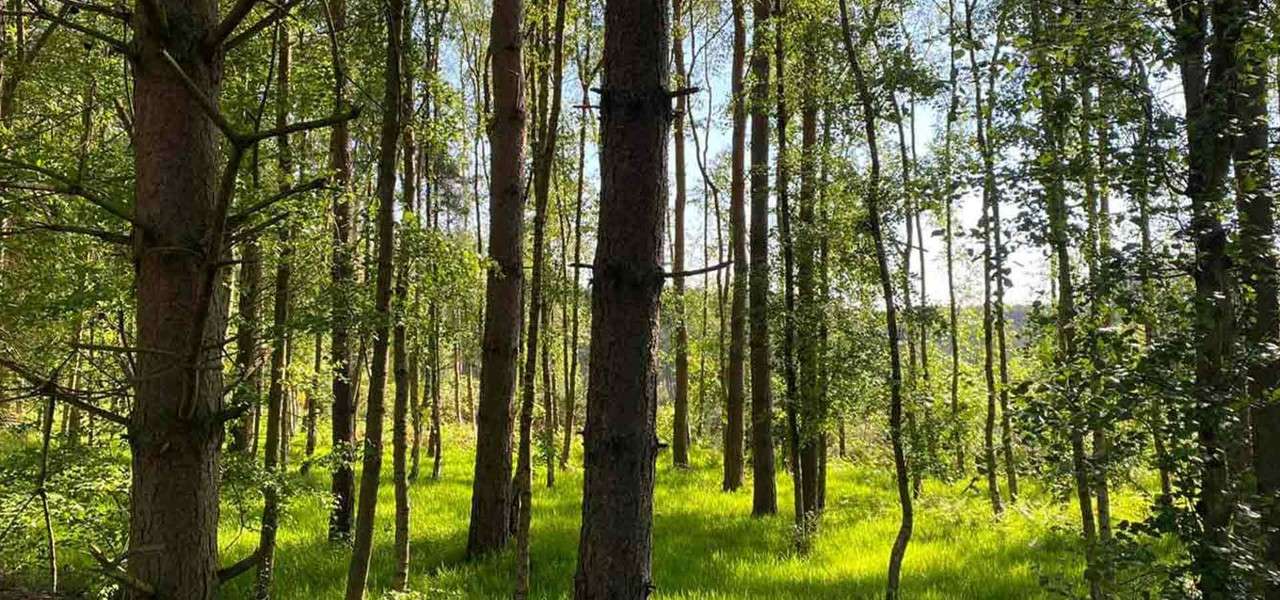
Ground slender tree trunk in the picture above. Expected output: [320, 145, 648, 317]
[797, 36, 821, 526]
[392, 0, 418, 582]
[561, 52, 590, 470]
[1028, 3, 1099, 596]
[942, 0, 962, 476]
[839, 4, 912, 596]
[344, 0, 401, 592]
[573, 0, 668, 593]
[304, 333, 321, 472]
[964, 13, 1004, 513]
[777, 2, 804, 527]
[327, 0, 357, 542]
[747, 0, 776, 516]
[255, 29, 293, 597]
[724, 0, 747, 493]
[232, 235, 262, 455]
[670, 0, 692, 469]
[467, 0, 527, 557]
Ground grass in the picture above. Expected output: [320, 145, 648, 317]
[212, 426, 1139, 599]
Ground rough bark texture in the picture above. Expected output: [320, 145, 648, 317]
[392, 0, 417, 583]
[572, 0, 668, 595]
[747, 0, 775, 517]
[467, 0, 526, 559]
[797, 47, 821, 523]
[127, 0, 229, 593]
[344, 0, 400, 592]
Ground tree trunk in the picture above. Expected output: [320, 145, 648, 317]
[747, 0, 776, 517]
[838, 3, 912, 596]
[392, 0, 417, 582]
[232, 235, 262, 455]
[670, 0, 691, 469]
[344, 0, 401, 592]
[303, 333, 321, 472]
[327, 0, 357, 542]
[777, 4, 804, 528]
[942, 0, 962, 477]
[255, 24, 292, 597]
[1233, 5, 1278, 595]
[572, 0, 668, 594]
[467, 0, 526, 557]
[723, 0, 747, 493]
[127, 0, 230, 591]
[797, 35, 821, 526]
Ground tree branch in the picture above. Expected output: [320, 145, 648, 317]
[0, 357, 130, 427]
[228, 176, 327, 226]
[0, 164, 140, 228]
[223, 0, 307, 52]
[217, 548, 261, 583]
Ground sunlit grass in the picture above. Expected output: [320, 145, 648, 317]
[216, 425, 1133, 599]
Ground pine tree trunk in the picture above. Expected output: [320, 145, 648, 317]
[467, 0, 526, 557]
[128, 0, 230, 591]
[573, 0, 668, 593]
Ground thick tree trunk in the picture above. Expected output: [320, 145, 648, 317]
[344, 0, 401, 592]
[572, 0, 668, 594]
[723, 0, 747, 493]
[127, 0, 230, 592]
[747, 0, 776, 517]
[467, 0, 526, 557]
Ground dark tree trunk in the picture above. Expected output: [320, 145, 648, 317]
[232, 236, 262, 455]
[776, 3, 804, 527]
[1168, 0, 1244, 595]
[467, 0, 527, 557]
[572, 0, 668, 595]
[392, 0, 417, 583]
[327, 0, 357, 542]
[942, 0, 962, 477]
[747, 0, 776, 517]
[797, 41, 821, 525]
[1234, 9, 1280, 594]
[344, 0, 401, 592]
[723, 0, 747, 493]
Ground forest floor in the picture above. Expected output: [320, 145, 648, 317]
[0, 426, 1154, 599]
[214, 427, 1147, 599]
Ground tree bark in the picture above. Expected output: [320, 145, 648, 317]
[572, 0, 668, 595]
[392, 0, 417, 583]
[467, 0, 527, 557]
[127, 0, 231, 592]
[344, 0, 401, 592]
[670, 0, 691, 469]
[723, 0, 747, 493]
[327, 0, 357, 542]
[747, 0, 776, 517]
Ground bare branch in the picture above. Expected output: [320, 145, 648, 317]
[0, 160, 139, 227]
[239, 106, 361, 145]
[217, 548, 261, 583]
[228, 176, 326, 225]
[208, 0, 260, 50]
[32, 222, 130, 244]
[27, 0, 131, 55]
[88, 544, 156, 597]
[160, 50, 238, 140]
[0, 357, 130, 427]
[223, 0, 307, 52]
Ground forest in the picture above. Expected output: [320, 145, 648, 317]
[0, 0, 1277, 597]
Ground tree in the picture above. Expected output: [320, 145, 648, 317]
[467, 0, 527, 558]
[671, 0, 692, 469]
[724, 0, 747, 493]
[344, 0, 402, 591]
[838, 1, 913, 597]
[572, 0, 668, 593]
[748, 0, 776, 517]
